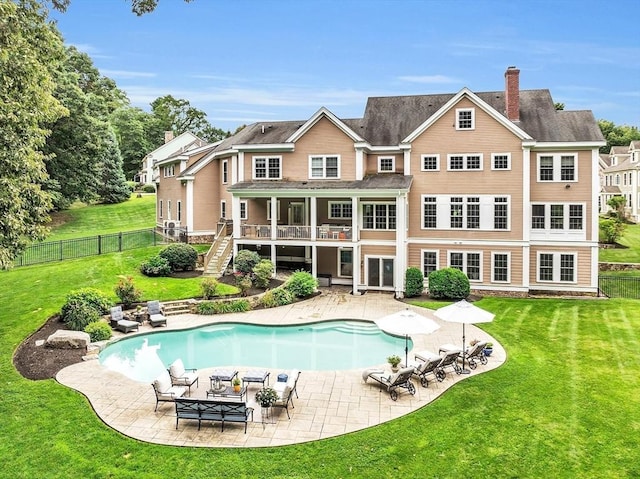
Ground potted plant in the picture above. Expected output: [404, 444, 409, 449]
[255, 387, 279, 408]
[484, 342, 494, 357]
[232, 376, 242, 392]
[387, 354, 401, 372]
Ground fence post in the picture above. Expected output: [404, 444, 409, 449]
[153, 228, 156, 246]
[60, 240, 63, 261]
[98, 235, 102, 255]
[119, 232, 123, 252]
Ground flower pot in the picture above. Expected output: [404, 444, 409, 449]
[484, 348, 493, 357]
[233, 384, 241, 392]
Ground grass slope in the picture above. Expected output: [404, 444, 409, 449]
[1, 198, 639, 477]
[599, 223, 640, 263]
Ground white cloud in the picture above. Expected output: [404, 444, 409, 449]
[101, 70, 156, 79]
[397, 75, 460, 84]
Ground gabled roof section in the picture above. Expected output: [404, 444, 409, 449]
[286, 107, 364, 143]
[401, 88, 532, 144]
[146, 132, 203, 159]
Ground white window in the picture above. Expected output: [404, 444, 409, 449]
[449, 251, 482, 281]
[220, 200, 226, 219]
[240, 200, 248, 220]
[159, 200, 163, 219]
[266, 200, 281, 221]
[422, 195, 510, 231]
[422, 250, 439, 277]
[537, 153, 577, 182]
[531, 204, 584, 231]
[253, 156, 282, 180]
[494, 197, 509, 230]
[328, 202, 352, 219]
[492, 252, 510, 283]
[537, 252, 576, 283]
[422, 196, 437, 228]
[421, 154, 440, 171]
[309, 155, 340, 179]
[163, 165, 175, 177]
[177, 201, 182, 222]
[456, 108, 475, 130]
[338, 248, 353, 277]
[615, 174, 620, 185]
[451, 197, 479, 229]
[378, 156, 395, 172]
[362, 203, 396, 230]
[447, 154, 483, 171]
[167, 200, 171, 219]
[492, 153, 511, 170]
[222, 160, 228, 184]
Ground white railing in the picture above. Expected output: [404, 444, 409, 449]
[240, 224, 352, 241]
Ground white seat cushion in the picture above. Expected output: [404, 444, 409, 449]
[169, 359, 185, 378]
[158, 386, 186, 399]
[154, 371, 172, 393]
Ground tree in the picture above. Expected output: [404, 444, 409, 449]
[598, 119, 640, 153]
[96, 128, 131, 204]
[110, 106, 155, 180]
[150, 95, 228, 143]
[0, 0, 68, 268]
[50, 0, 193, 16]
[607, 195, 627, 221]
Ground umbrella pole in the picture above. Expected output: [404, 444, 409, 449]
[461, 323, 470, 374]
[405, 334, 409, 367]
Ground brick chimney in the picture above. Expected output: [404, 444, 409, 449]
[504, 66, 520, 122]
[164, 131, 174, 144]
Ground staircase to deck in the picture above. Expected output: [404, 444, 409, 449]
[203, 230, 233, 277]
[161, 299, 194, 316]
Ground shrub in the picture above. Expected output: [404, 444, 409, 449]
[140, 255, 171, 277]
[84, 321, 112, 342]
[142, 184, 156, 193]
[599, 218, 626, 244]
[428, 268, 470, 300]
[284, 270, 317, 298]
[62, 301, 102, 331]
[404, 267, 424, 297]
[235, 249, 261, 274]
[253, 259, 274, 288]
[195, 299, 251, 315]
[114, 276, 142, 308]
[260, 288, 294, 308]
[61, 288, 111, 317]
[235, 274, 253, 296]
[159, 243, 198, 271]
[201, 277, 219, 299]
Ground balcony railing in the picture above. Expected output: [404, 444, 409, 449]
[240, 224, 353, 241]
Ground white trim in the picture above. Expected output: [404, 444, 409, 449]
[491, 152, 511, 171]
[337, 247, 354, 278]
[536, 152, 578, 183]
[267, 200, 281, 221]
[364, 255, 396, 290]
[421, 249, 439, 277]
[447, 250, 483, 282]
[308, 154, 341, 179]
[252, 155, 282, 180]
[240, 200, 248, 220]
[455, 107, 475, 130]
[536, 251, 577, 284]
[328, 201, 353, 219]
[286, 107, 364, 143]
[222, 159, 229, 184]
[220, 200, 227, 219]
[447, 153, 484, 171]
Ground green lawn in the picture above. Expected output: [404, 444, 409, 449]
[599, 222, 640, 263]
[1, 198, 638, 477]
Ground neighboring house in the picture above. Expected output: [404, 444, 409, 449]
[599, 142, 640, 220]
[136, 131, 205, 185]
[155, 66, 605, 297]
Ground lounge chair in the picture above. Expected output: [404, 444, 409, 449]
[147, 300, 167, 327]
[272, 369, 300, 419]
[406, 355, 443, 388]
[152, 370, 187, 411]
[434, 349, 462, 381]
[464, 341, 488, 369]
[167, 358, 199, 394]
[363, 367, 416, 401]
[109, 306, 139, 334]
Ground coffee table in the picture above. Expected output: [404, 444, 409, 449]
[206, 385, 246, 401]
[242, 370, 270, 389]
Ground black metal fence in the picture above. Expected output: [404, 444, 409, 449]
[598, 276, 640, 299]
[14, 229, 158, 267]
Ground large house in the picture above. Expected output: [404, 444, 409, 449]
[154, 67, 605, 297]
[136, 131, 205, 185]
[599, 142, 640, 221]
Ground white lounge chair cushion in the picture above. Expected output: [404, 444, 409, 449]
[286, 370, 299, 389]
[273, 380, 287, 394]
[154, 371, 172, 393]
[158, 386, 186, 400]
[169, 359, 185, 378]
[118, 319, 138, 328]
[275, 385, 291, 403]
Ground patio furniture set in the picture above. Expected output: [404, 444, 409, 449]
[109, 300, 167, 333]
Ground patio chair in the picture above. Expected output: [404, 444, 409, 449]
[167, 358, 199, 394]
[408, 355, 443, 388]
[109, 306, 139, 334]
[464, 341, 488, 369]
[434, 349, 462, 381]
[147, 300, 167, 327]
[152, 370, 187, 411]
[363, 367, 416, 401]
[273, 369, 301, 419]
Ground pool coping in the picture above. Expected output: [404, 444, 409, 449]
[56, 288, 506, 448]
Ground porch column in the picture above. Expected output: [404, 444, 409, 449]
[232, 196, 241, 238]
[310, 197, 317, 240]
[522, 146, 531, 290]
[395, 194, 407, 298]
[231, 154, 238, 184]
[311, 245, 317, 278]
[237, 152, 244, 182]
[401, 144, 411, 175]
[351, 196, 358, 240]
[185, 180, 194, 233]
[270, 196, 277, 240]
[270, 244, 276, 268]
[352, 243, 361, 295]
[355, 147, 364, 180]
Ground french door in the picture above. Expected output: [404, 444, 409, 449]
[367, 257, 394, 288]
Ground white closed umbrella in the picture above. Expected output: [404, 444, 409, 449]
[434, 299, 495, 374]
[375, 308, 440, 366]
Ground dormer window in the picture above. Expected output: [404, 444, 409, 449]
[456, 108, 475, 130]
[378, 156, 395, 173]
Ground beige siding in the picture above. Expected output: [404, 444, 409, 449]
[364, 153, 403, 175]
[191, 161, 220, 231]
[529, 246, 593, 287]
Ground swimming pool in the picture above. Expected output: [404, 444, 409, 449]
[99, 320, 409, 382]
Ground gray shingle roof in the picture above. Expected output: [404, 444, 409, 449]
[228, 173, 413, 193]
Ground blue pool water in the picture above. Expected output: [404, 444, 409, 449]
[99, 320, 409, 383]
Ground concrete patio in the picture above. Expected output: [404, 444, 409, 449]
[56, 288, 505, 447]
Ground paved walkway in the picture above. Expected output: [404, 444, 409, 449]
[56, 288, 505, 447]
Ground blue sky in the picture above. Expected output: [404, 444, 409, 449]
[50, 0, 640, 132]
